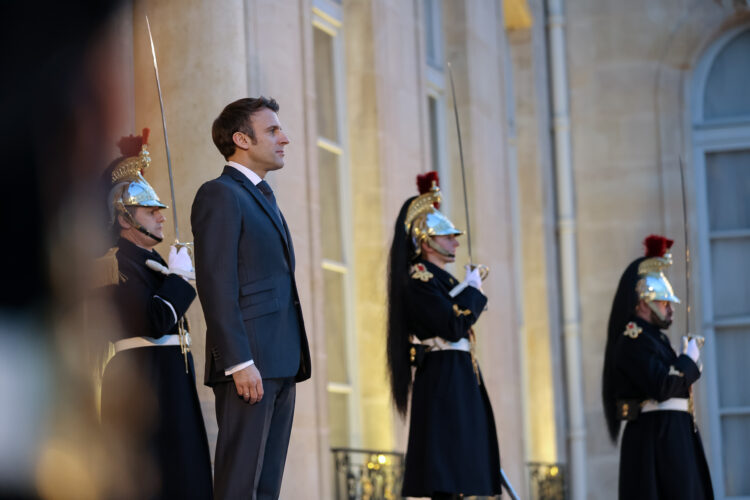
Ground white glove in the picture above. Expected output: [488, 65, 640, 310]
[167, 245, 194, 280]
[464, 265, 482, 290]
[681, 336, 700, 364]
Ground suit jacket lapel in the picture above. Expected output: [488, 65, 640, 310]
[222, 166, 291, 251]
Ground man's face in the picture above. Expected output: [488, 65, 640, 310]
[244, 108, 289, 175]
[424, 234, 459, 266]
[649, 300, 673, 329]
[120, 206, 165, 250]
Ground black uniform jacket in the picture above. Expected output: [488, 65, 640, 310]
[110, 238, 196, 342]
[613, 316, 714, 500]
[401, 260, 502, 497]
[100, 238, 212, 500]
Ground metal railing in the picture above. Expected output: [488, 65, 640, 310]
[528, 462, 567, 500]
[331, 448, 404, 500]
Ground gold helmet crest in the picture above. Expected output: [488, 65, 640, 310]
[107, 128, 167, 226]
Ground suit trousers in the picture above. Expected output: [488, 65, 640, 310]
[213, 377, 296, 500]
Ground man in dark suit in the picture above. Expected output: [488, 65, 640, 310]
[191, 97, 311, 500]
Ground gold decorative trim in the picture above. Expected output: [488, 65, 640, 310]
[623, 322, 642, 339]
[410, 263, 433, 282]
[111, 145, 152, 184]
[453, 304, 471, 317]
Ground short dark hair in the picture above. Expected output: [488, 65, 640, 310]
[212, 96, 280, 160]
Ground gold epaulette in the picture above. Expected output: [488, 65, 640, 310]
[410, 263, 433, 282]
[623, 321, 642, 339]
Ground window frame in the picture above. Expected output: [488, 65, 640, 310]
[691, 24, 750, 500]
[312, 0, 362, 449]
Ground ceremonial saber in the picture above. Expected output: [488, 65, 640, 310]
[447, 62, 488, 279]
[677, 157, 691, 334]
[447, 62, 474, 266]
[146, 15, 181, 243]
[501, 468, 521, 500]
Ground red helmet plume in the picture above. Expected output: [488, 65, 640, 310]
[417, 171, 439, 194]
[643, 234, 674, 258]
[116, 127, 151, 158]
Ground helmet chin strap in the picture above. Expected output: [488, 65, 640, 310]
[426, 237, 455, 258]
[117, 203, 163, 244]
[647, 301, 665, 321]
[646, 300, 673, 330]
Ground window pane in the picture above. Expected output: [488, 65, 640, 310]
[704, 30, 750, 121]
[318, 147, 344, 262]
[721, 415, 750, 496]
[710, 238, 750, 319]
[428, 96, 440, 173]
[423, 0, 442, 69]
[323, 268, 348, 384]
[313, 28, 339, 142]
[706, 150, 750, 232]
[716, 326, 750, 407]
[327, 391, 350, 447]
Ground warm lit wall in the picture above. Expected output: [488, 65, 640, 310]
[508, 3, 567, 467]
[342, 0, 425, 452]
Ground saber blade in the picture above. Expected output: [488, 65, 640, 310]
[447, 62, 473, 266]
[501, 468, 521, 500]
[146, 15, 180, 242]
[678, 157, 691, 333]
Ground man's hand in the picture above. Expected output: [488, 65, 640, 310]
[168, 245, 195, 280]
[682, 336, 700, 364]
[464, 265, 483, 291]
[233, 364, 263, 404]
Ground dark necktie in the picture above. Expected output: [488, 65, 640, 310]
[257, 180, 282, 222]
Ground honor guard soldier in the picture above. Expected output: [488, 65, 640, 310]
[602, 235, 714, 500]
[99, 130, 213, 499]
[386, 172, 502, 500]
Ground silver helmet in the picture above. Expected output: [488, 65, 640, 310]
[404, 172, 462, 257]
[107, 129, 167, 242]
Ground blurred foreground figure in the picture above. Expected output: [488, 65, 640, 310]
[0, 0, 130, 498]
[602, 235, 714, 499]
[386, 172, 501, 500]
[99, 130, 213, 499]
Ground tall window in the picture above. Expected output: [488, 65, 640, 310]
[692, 26, 750, 499]
[423, 0, 450, 210]
[312, 0, 360, 449]
[423, 0, 443, 70]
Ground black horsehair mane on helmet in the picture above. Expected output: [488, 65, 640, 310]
[387, 196, 417, 417]
[387, 171, 441, 417]
[601, 234, 673, 443]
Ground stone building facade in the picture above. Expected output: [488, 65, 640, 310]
[107, 0, 749, 498]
